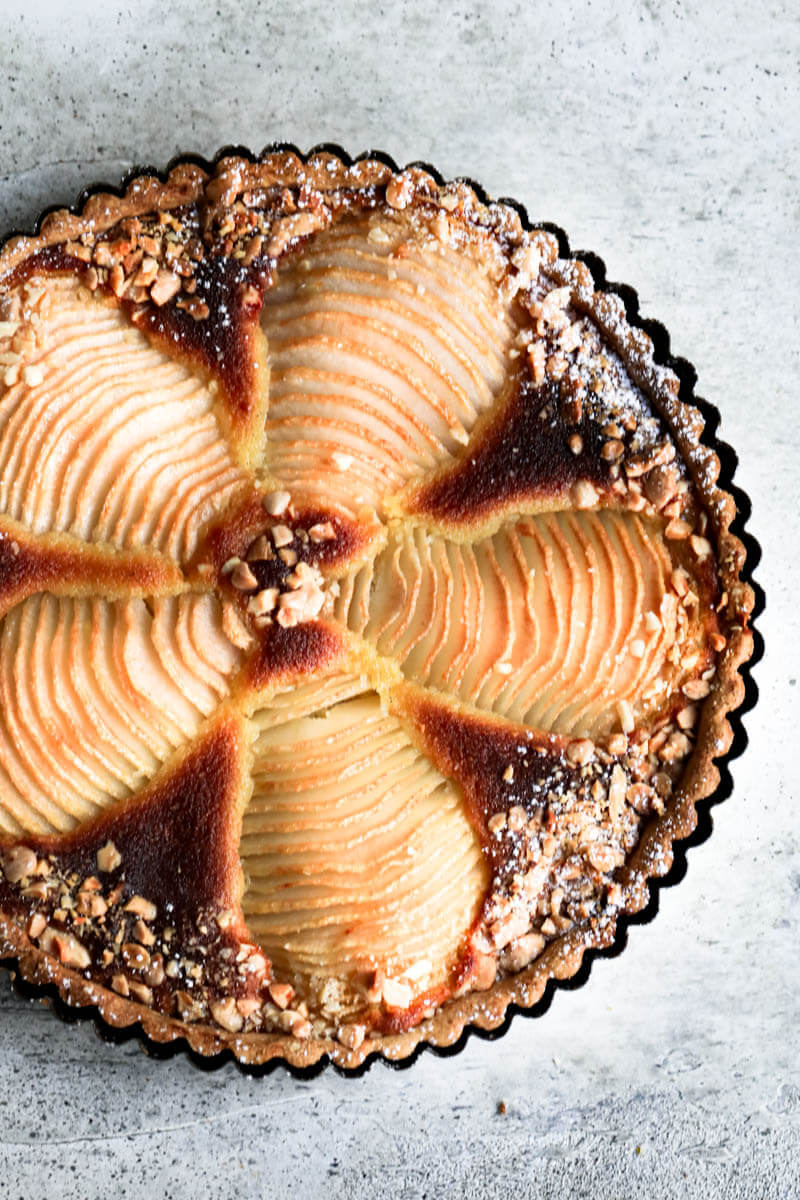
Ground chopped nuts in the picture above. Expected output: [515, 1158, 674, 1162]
[566, 739, 595, 766]
[690, 535, 712, 559]
[682, 678, 712, 700]
[40, 928, 91, 970]
[507, 805, 527, 831]
[602, 439, 624, 461]
[268, 981, 294, 1010]
[111, 973, 130, 997]
[271, 523, 294, 548]
[124, 895, 157, 921]
[128, 981, 154, 1005]
[627, 783, 656, 814]
[27, 912, 47, 939]
[380, 976, 414, 1009]
[337, 1023, 367, 1050]
[617, 700, 635, 734]
[490, 910, 531, 950]
[470, 951, 497, 991]
[308, 521, 336, 543]
[230, 562, 258, 591]
[264, 490, 291, 516]
[96, 841, 122, 873]
[572, 480, 599, 509]
[21, 364, 44, 387]
[122, 942, 151, 970]
[0, 844, 37, 883]
[133, 919, 156, 947]
[659, 731, 692, 763]
[210, 997, 244, 1033]
[586, 843, 620, 874]
[77, 891, 108, 918]
[246, 535, 272, 561]
[385, 175, 414, 209]
[149, 269, 181, 306]
[144, 955, 166, 988]
[607, 733, 628, 756]
[284, 1011, 312, 1039]
[247, 588, 279, 616]
[501, 931, 545, 971]
[665, 518, 692, 540]
[528, 341, 546, 385]
[643, 465, 678, 508]
[608, 765, 628, 820]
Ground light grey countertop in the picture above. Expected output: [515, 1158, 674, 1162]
[0, 2, 796, 1197]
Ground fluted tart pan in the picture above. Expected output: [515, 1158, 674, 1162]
[0, 145, 755, 1070]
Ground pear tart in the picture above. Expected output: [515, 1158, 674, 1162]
[0, 150, 753, 1068]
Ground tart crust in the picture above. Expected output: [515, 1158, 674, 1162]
[0, 147, 754, 1070]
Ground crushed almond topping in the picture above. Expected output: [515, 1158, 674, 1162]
[617, 700, 635, 734]
[42, 929, 91, 970]
[230, 561, 258, 591]
[111, 973, 130, 997]
[572, 480, 599, 509]
[246, 535, 272, 561]
[690, 534, 712, 559]
[96, 841, 122, 873]
[124, 895, 157, 921]
[264, 490, 291, 516]
[27, 913, 47, 940]
[566, 739, 594, 766]
[337, 1023, 367, 1050]
[149, 269, 181, 307]
[308, 521, 336, 543]
[380, 976, 414, 1010]
[271, 524, 294, 548]
[683, 678, 712, 700]
[665, 518, 692, 540]
[0, 844, 37, 883]
[247, 588, 279, 616]
[210, 997, 244, 1034]
[129, 981, 154, 1005]
[528, 341, 546, 385]
[268, 982, 294, 1010]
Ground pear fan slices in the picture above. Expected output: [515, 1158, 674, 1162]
[0, 152, 753, 1068]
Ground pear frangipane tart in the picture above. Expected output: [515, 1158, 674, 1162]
[0, 151, 752, 1068]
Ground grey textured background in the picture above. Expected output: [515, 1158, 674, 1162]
[0, 2, 796, 1197]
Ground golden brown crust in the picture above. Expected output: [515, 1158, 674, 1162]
[0, 148, 754, 1070]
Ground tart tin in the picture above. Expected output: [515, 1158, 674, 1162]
[0, 143, 762, 1077]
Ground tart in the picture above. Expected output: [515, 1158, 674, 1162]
[0, 148, 754, 1069]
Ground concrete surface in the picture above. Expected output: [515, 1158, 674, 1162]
[0, 2, 796, 1197]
